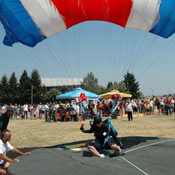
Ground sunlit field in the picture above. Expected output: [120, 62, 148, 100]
[8, 114, 175, 148]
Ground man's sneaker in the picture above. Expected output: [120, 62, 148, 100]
[100, 154, 106, 158]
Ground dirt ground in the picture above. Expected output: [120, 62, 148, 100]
[8, 114, 175, 148]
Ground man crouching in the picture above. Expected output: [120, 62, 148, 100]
[0, 129, 31, 175]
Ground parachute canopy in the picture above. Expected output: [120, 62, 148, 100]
[0, 0, 175, 47]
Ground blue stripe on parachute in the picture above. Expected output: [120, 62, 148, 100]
[0, 0, 45, 47]
[150, 0, 175, 38]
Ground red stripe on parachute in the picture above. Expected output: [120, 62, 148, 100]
[51, 0, 133, 28]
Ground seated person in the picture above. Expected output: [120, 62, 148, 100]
[0, 107, 14, 132]
[80, 116, 121, 158]
[0, 129, 31, 175]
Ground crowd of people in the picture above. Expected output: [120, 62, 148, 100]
[0, 96, 175, 123]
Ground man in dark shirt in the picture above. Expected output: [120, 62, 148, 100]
[0, 107, 13, 132]
[80, 116, 121, 158]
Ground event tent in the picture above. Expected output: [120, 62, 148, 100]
[100, 90, 132, 100]
[56, 87, 102, 99]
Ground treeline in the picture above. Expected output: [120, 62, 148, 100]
[81, 72, 142, 99]
[0, 69, 61, 105]
[0, 70, 142, 105]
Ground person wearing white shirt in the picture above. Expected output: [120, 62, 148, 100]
[23, 104, 28, 119]
[149, 99, 154, 115]
[171, 98, 175, 114]
[75, 103, 80, 121]
[125, 99, 135, 121]
[0, 129, 31, 175]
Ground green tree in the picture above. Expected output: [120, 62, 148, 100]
[60, 86, 74, 94]
[46, 88, 61, 102]
[0, 75, 9, 104]
[19, 70, 32, 104]
[106, 82, 113, 91]
[115, 81, 127, 93]
[8, 72, 19, 104]
[95, 85, 106, 95]
[81, 72, 98, 93]
[40, 85, 48, 103]
[106, 81, 127, 93]
[123, 72, 141, 98]
[30, 69, 43, 104]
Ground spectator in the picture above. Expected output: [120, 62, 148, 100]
[0, 107, 13, 132]
[75, 103, 80, 121]
[119, 101, 125, 116]
[125, 99, 135, 121]
[13, 104, 18, 119]
[29, 105, 34, 119]
[23, 103, 28, 119]
[20, 105, 24, 120]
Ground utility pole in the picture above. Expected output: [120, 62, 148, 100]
[31, 85, 33, 105]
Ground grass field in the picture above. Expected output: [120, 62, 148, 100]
[8, 114, 175, 148]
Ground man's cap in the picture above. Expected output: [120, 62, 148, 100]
[6, 107, 14, 112]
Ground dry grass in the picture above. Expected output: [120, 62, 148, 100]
[8, 114, 175, 148]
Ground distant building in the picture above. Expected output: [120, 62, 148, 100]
[41, 78, 83, 90]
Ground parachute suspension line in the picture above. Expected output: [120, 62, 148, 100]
[105, 22, 116, 82]
[50, 37, 72, 79]
[23, 47, 51, 78]
[125, 29, 132, 73]
[29, 47, 53, 77]
[122, 1, 131, 77]
[72, 1, 81, 81]
[103, 1, 118, 83]
[78, 26, 83, 82]
[102, 9, 115, 82]
[138, 37, 174, 80]
[108, 23, 119, 83]
[66, 0, 82, 91]
[57, 36, 78, 91]
[56, 36, 72, 78]
[132, 35, 159, 75]
[130, 0, 160, 74]
[73, 29, 81, 79]
[122, 30, 128, 77]
[18, 48, 38, 73]
[56, 36, 77, 91]
[55, 35, 76, 90]
[129, 32, 148, 73]
[127, 31, 139, 73]
[77, 26, 82, 79]
[116, 29, 124, 82]
[117, 0, 129, 82]
[44, 41, 69, 79]
[135, 2, 175, 75]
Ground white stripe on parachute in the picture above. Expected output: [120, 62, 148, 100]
[126, 0, 161, 31]
[20, 0, 66, 37]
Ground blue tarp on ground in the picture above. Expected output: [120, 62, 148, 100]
[56, 87, 101, 99]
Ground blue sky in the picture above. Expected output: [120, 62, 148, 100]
[0, 21, 175, 96]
